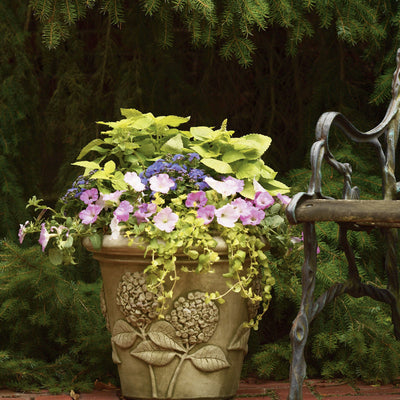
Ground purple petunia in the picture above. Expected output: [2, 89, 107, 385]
[134, 202, 157, 223]
[80, 188, 99, 205]
[79, 204, 103, 225]
[114, 200, 134, 222]
[38, 223, 51, 251]
[254, 191, 274, 210]
[196, 205, 216, 225]
[185, 191, 208, 208]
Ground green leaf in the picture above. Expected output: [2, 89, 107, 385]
[132, 114, 155, 129]
[233, 134, 272, 159]
[156, 115, 190, 127]
[160, 134, 184, 153]
[48, 248, 63, 265]
[190, 126, 214, 140]
[201, 158, 233, 174]
[104, 160, 116, 174]
[222, 150, 245, 163]
[89, 234, 102, 250]
[76, 139, 105, 160]
[120, 108, 143, 119]
[72, 161, 100, 175]
[190, 144, 220, 158]
[90, 170, 110, 180]
[233, 160, 262, 179]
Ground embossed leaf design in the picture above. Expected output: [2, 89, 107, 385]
[112, 319, 137, 349]
[111, 341, 122, 364]
[130, 340, 177, 366]
[227, 325, 250, 353]
[148, 320, 185, 352]
[188, 345, 230, 372]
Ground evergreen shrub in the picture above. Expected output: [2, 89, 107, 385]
[0, 240, 117, 392]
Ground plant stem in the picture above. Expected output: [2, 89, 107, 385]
[166, 351, 190, 398]
[149, 364, 158, 398]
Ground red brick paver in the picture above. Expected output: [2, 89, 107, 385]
[2, 380, 400, 399]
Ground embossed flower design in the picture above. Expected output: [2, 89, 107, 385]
[165, 291, 219, 345]
[116, 271, 161, 328]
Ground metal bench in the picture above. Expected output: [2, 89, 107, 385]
[286, 49, 400, 400]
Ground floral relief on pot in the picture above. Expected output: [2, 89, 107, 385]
[109, 271, 249, 399]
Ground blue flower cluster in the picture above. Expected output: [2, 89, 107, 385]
[60, 175, 92, 203]
[141, 153, 210, 191]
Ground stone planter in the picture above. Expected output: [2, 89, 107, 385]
[85, 235, 255, 400]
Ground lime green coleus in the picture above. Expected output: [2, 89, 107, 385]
[74, 108, 289, 198]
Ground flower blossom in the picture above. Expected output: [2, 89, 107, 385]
[240, 207, 265, 226]
[149, 174, 175, 194]
[254, 191, 274, 210]
[80, 188, 99, 205]
[185, 191, 208, 208]
[134, 202, 157, 223]
[114, 200, 134, 222]
[196, 205, 216, 225]
[231, 198, 253, 216]
[205, 177, 244, 197]
[110, 216, 121, 239]
[153, 207, 179, 232]
[39, 223, 51, 251]
[215, 204, 240, 228]
[277, 193, 291, 205]
[79, 204, 103, 225]
[124, 172, 146, 192]
[18, 221, 29, 243]
[96, 191, 125, 209]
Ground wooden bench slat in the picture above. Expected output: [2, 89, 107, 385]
[295, 199, 400, 227]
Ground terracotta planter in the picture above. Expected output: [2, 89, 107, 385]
[85, 236, 255, 400]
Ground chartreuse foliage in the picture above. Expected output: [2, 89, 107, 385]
[251, 141, 400, 383]
[28, 0, 400, 66]
[77, 109, 289, 197]
[0, 240, 116, 391]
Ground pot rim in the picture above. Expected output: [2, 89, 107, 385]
[82, 234, 229, 255]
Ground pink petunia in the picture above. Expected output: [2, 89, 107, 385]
[254, 191, 274, 210]
[196, 205, 216, 225]
[153, 207, 179, 232]
[240, 207, 265, 226]
[80, 188, 99, 205]
[205, 176, 244, 197]
[149, 174, 175, 194]
[231, 198, 253, 216]
[113, 200, 134, 222]
[134, 202, 157, 223]
[277, 193, 291, 205]
[124, 172, 146, 192]
[18, 221, 29, 244]
[215, 204, 240, 227]
[185, 191, 208, 208]
[79, 204, 103, 225]
[38, 223, 51, 251]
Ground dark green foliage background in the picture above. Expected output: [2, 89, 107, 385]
[1, 0, 400, 392]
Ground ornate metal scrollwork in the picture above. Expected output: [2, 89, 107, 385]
[287, 49, 400, 400]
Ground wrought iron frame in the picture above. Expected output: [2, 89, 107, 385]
[286, 49, 400, 400]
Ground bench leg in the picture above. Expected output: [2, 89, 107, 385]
[384, 228, 400, 339]
[288, 222, 318, 400]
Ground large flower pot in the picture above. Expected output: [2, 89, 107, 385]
[85, 235, 255, 400]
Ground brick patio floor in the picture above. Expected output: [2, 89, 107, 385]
[1, 379, 400, 400]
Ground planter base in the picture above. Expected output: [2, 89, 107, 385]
[86, 236, 254, 400]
